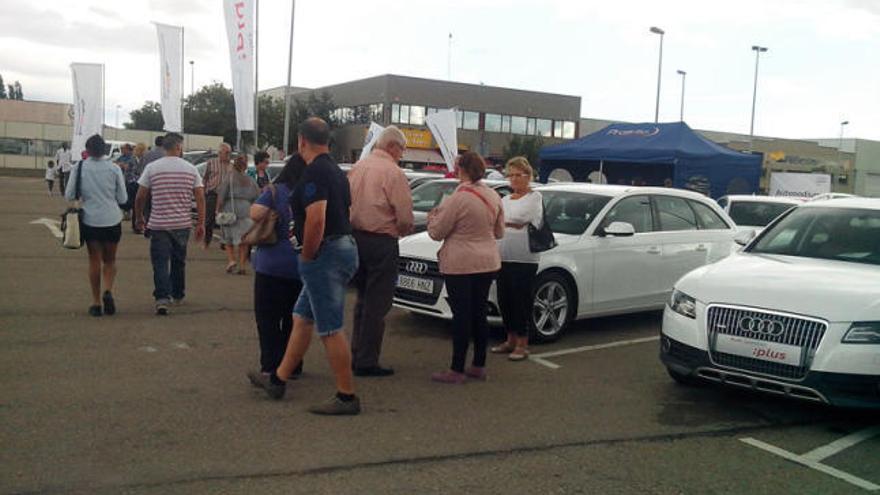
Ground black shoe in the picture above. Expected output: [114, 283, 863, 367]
[102, 291, 116, 315]
[289, 361, 304, 380]
[156, 303, 169, 316]
[308, 395, 361, 415]
[247, 371, 286, 400]
[353, 365, 395, 377]
[88, 305, 102, 317]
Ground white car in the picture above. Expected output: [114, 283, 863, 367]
[717, 195, 801, 232]
[394, 183, 737, 341]
[808, 192, 857, 202]
[661, 198, 880, 408]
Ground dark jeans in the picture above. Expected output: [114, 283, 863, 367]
[60, 171, 70, 193]
[254, 272, 303, 373]
[204, 191, 218, 245]
[123, 182, 138, 212]
[351, 231, 399, 369]
[150, 229, 190, 303]
[445, 271, 496, 372]
[497, 262, 538, 337]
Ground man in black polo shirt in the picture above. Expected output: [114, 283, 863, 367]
[249, 117, 361, 415]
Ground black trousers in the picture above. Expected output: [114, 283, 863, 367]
[445, 271, 496, 372]
[497, 262, 538, 337]
[351, 231, 399, 369]
[253, 272, 303, 373]
[204, 192, 218, 245]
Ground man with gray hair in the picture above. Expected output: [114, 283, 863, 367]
[201, 142, 233, 248]
[347, 125, 413, 376]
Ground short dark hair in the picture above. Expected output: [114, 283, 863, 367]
[154, 135, 164, 147]
[298, 117, 330, 146]
[254, 151, 270, 164]
[162, 133, 183, 151]
[275, 153, 307, 189]
[85, 134, 106, 158]
[458, 151, 486, 182]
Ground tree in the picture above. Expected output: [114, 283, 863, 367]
[13, 81, 23, 100]
[125, 101, 164, 131]
[0, 75, 6, 99]
[503, 135, 544, 166]
[183, 82, 237, 145]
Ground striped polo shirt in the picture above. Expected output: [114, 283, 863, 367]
[138, 156, 204, 231]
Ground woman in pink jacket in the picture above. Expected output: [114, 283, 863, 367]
[427, 152, 505, 384]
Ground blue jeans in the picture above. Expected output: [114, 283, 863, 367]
[150, 229, 190, 304]
[293, 235, 359, 336]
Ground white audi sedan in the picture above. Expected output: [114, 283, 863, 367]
[661, 198, 880, 408]
[394, 183, 737, 342]
[716, 195, 801, 232]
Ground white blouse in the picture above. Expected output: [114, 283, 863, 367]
[497, 191, 543, 263]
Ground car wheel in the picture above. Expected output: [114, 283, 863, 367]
[666, 367, 700, 386]
[529, 272, 574, 343]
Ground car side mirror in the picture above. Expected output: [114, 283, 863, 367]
[602, 222, 636, 237]
[734, 229, 757, 246]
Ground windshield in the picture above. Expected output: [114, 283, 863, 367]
[411, 182, 457, 212]
[729, 201, 795, 227]
[541, 191, 612, 235]
[749, 207, 880, 266]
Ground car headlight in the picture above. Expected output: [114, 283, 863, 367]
[842, 322, 880, 344]
[669, 289, 697, 319]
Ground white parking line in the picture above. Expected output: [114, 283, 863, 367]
[740, 429, 880, 491]
[529, 336, 660, 369]
[30, 217, 63, 239]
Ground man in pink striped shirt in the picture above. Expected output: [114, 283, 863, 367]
[135, 133, 206, 316]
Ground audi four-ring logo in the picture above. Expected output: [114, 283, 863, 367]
[406, 261, 429, 275]
[738, 317, 785, 336]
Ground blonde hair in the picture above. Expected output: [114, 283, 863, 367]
[505, 156, 533, 178]
[376, 125, 407, 150]
[134, 142, 147, 155]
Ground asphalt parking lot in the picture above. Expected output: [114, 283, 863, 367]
[1, 175, 878, 494]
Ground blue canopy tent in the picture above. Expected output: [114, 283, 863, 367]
[538, 122, 763, 198]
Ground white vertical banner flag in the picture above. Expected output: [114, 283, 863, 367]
[223, 0, 255, 130]
[359, 122, 385, 162]
[154, 23, 183, 132]
[426, 109, 458, 172]
[69, 63, 104, 160]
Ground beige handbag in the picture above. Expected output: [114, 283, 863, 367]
[242, 185, 279, 246]
[61, 161, 84, 249]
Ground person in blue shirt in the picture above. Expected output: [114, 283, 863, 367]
[65, 134, 128, 317]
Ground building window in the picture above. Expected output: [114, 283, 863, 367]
[391, 103, 400, 123]
[462, 111, 479, 130]
[501, 115, 511, 133]
[536, 119, 552, 137]
[393, 103, 418, 124]
[511, 116, 527, 135]
[485, 113, 502, 133]
[369, 103, 384, 122]
[426, 107, 439, 115]
[563, 121, 576, 139]
[409, 105, 426, 126]
[526, 118, 537, 136]
[553, 120, 564, 138]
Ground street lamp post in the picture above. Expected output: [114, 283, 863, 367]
[115, 104, 121, 128]
[676, 70, 686, 122]
[838, 120, 850, 168]
[189, 60, 195, 96]
[749, 45, 768, 151]
[649, 26, 665, 123]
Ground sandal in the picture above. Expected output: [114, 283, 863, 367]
[490, 342, 516, 354]
[237, 268, 247, 275]
[225, 262, 238, 273]
[508, 348, 529, 361]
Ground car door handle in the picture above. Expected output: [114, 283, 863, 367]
[647, 246, 661, 255]
[696, 244, 708, 252]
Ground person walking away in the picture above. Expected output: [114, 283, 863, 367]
[491, 156, 543, 361]
[248, 151, 272, 190]
[217, 155, 259, 274]
[65, 135, 128, 317]
[143, 135, 165, 166]
[56, 143, 72, 192]
[125, 143, 147, 232]
[114, 144, 134, 220]
[427, 151, 504, 383]
[134, 133, 206, 316]
[202, 143, 233, 248]
[347, 126, 413, 377]
[249, 154, 307, 382]
[249, 118, 361, 415]
[45, 160, 57, 195]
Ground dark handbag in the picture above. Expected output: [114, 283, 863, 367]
[528, 204, 556, 253]
[242, 184, 279, 246]
[60, 160, 84, 249]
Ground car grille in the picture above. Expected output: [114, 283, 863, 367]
[706, 305, 827, 381]
[394, 257, 443, 305]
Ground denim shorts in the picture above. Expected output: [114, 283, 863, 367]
[293, 235, 359, 336]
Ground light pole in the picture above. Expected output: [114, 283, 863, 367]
[115, 104, 121, 128]
[838, 120, 850, 168]
[282, 0, 296, 156]
[676, 70, 686, 122]
[649, 26, 665, 123]
[749, 45, 768, 151]
[189, 60, 195, 95]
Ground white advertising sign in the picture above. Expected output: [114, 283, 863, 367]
[426, 109, 458, 172]
[769, 172, 831, 199]
[359, 122, 385, 162]
[223, 0, 255, 130]
[69, 63, 104, 160]
[154, 23, 183, 132]
[715, 334, 802, 367]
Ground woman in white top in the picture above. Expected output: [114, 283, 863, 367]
[491, 157, 543, 360]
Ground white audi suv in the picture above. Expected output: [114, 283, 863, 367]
[716, 195, 801, 233]
[394, 183, 738, 341]
[661, 197, 880, 408]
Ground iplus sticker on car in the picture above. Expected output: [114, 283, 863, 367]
[715, 334, 802, 366]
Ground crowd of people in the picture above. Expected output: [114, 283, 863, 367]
[61, 116, 547, 416]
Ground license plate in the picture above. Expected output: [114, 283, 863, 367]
[715, 334, 802, 366]
[397, 274, 434, 294]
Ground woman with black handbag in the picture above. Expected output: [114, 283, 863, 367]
[491, 156, 545, 360]
[64, 135, 128, 317]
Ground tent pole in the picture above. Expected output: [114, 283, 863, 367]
[599, 159, 604, 184]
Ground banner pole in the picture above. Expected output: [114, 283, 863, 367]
[254, 0, 259, 151]
[282, 0, 296, 156]
[181, 27, 185, 144]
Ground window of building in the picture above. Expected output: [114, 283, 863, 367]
[511, 116, 527, 134]
[409, 105, 426, 126]
[369, 103, 384, 122]
[426, 107, 439, 115]
[526, 118, 537, 135]
[392, 103, 415, 124]
[563, 121, 576, 139]
[462, 111, 480, 130]
[553, 121, 564, 138]
[485, 113, 502, 133]
[536, 119, 552, 137]
[501, 115, 511, 133]
[391, 103, 401, 123]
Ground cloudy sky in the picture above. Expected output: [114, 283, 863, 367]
[1, 0, 877, 140]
